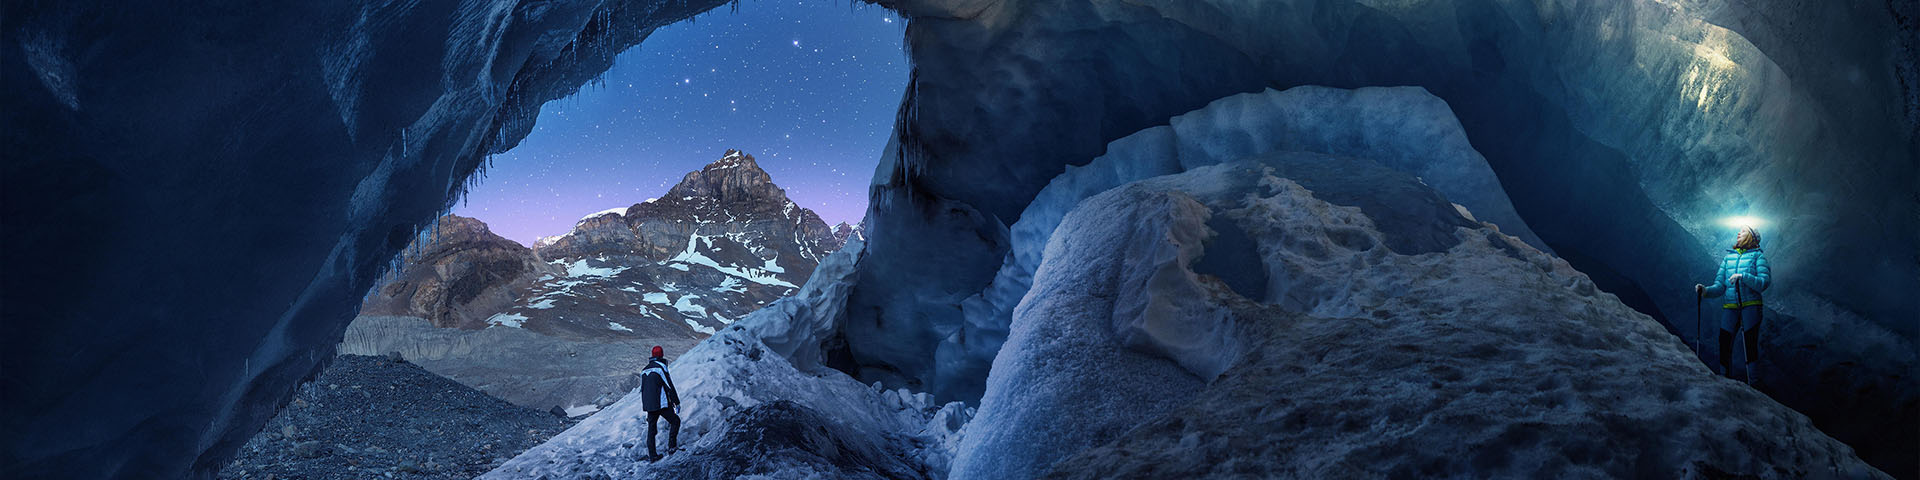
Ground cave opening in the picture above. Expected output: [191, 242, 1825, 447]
[349, 0, 907, 382]
[232, 1, 910, 477]
[456, 0, 907, 246]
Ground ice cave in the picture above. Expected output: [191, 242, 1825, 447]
[2, 0, 1915, 479]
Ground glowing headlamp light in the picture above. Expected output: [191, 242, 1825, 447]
[1719, 216, 1767, 229]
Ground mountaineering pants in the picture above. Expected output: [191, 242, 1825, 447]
[647, 408, 680, 457]
[1717, 305, 1762, 375]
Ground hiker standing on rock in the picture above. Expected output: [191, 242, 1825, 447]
[640, 345, 681, 461]
[1695, 226, 1772, 385]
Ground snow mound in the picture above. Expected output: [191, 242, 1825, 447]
[642, 401, 922, 479]
[956, 85, 1540, 401]
[951, 159, 1887, 479]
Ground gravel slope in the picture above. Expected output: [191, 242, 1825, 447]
[218, 355, 577, 479]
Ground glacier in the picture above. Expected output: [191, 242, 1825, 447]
[3, 0, 1915, 477]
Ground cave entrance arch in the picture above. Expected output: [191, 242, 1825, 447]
[460, 0, 906, 246]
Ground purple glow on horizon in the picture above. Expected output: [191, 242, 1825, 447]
[455, 0, 906, 245]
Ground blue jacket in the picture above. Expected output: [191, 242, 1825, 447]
[1704, 248, 1771, 308]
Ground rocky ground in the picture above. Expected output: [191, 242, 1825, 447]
[218, 355, 578, 480]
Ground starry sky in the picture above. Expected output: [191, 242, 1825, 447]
[455, 0, 908, 245]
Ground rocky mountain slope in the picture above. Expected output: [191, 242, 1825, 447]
[359, 150, 852, 342]
[360, 216, 558, 329]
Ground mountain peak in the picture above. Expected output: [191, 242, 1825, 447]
[663, 149, 782, 203]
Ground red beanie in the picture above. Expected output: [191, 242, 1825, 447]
[651, 346, 664, 358]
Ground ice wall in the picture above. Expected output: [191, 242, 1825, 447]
[846, 0, 1916, 473]
[1, 0, 725, 477]
[955, 85, 1550, 383]
[953, 158, 1887, 479]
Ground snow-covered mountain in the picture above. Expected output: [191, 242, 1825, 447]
[363, 150, 850, 342]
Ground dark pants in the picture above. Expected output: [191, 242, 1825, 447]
[1716, 305, 1763, 377]
[646, 408, 680, 457]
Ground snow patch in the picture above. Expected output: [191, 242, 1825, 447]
[673, 294, 707, 318]
[563, 404, 600, 418]
[668, 233, 797, 288]
[485, 313, 527, 329]
[682, 319, 716, 335]
[563, 259, 628, 278]
[580, 206, 626, 222]
[715, 276, 745, 293]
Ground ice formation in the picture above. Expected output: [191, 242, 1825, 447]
[958, 85, 1548, 394]
[951, 158, 1888, 480]
[844, 0, 1917, 472]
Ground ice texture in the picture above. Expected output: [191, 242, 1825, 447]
[958, 85, 1545, 390]
[847, 0, 1916, 471]
[951, 158, 1888, 480]
[2, 0, 729, 476]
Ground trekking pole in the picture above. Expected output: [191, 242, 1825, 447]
[1733, 276, 1745, 381]
[1693, 292, 1702, 358]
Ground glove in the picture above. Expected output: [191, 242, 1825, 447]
[1695, 284, 1705, 297]
[1729, 274, 1744, 286]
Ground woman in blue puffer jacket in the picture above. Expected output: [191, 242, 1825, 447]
[1695, 226, 1771, 384]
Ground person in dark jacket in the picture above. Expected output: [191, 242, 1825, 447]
[1695, 226, 1772, 385]
[639, 345, 681, 460]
